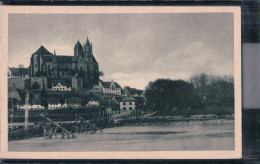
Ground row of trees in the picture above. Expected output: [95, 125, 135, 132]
[145, 73, 234, 116]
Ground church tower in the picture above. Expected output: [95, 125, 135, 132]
[74, 40, 84, 56]
[83, 37, 93, 59]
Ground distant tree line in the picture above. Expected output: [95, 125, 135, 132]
[145, 73, 234, 116]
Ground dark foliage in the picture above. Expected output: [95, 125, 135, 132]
[145, 79, 193, 115]
[145, 74, 234, 116]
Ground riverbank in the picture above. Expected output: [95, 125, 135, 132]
[112, 115, 234, 127]
[9, 119, 234, 152]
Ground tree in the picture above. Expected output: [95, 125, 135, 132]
[145, 79, 193, 115]
[190, 73, 234, 109]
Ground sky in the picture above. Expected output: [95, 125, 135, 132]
[8, 13, 234, 90]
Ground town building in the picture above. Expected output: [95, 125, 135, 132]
[47, 98, 62, 110]
[118, 97, 136, 112]
[51, 80, 72, 91]
[29, 37, 99, 89]
[17, 104, 44, 110]
[86, 98, 99, 107]
[92, 80, 122, 95]
[8, 67, 29, 78]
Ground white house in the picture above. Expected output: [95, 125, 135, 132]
[86, 98, 99, 107]
[17, 104, 45, 110]
[92, 84, 102, 93]
[92, 80, 122, 95]
[119, 97, 136, 112]
[47, 99, 62, 110]
[52, 81, 71, 91]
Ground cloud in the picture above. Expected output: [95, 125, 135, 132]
[154, 41, 234, 80]
[8, 13, 234, 90]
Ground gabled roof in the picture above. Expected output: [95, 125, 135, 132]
[65, 98, 81, 104]
[56, 56, 75, 63]
[101, 81, 121, 89]
[33, 45, 53, 55]
[52, 79, 72, 87]
[92, 55, 98, 63]
[9, 67, 29, 76]
[74, 40, 83, 48]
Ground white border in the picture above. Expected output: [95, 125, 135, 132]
[1, 6, 242, 159]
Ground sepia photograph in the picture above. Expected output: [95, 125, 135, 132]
[1, 6, 241, 159]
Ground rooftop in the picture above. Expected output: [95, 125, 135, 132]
[33, 45, 53, 55]
[9, 67, 29, 76]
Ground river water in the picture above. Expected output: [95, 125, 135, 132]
[9, 119, 234, 152]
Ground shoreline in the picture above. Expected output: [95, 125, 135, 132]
[8, 119, 235, 152]
[110, 116, 234, 127]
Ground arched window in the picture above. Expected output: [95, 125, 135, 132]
[129, 102, 132, 105]
[123, 102, 126, 105]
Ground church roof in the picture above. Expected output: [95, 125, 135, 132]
[56, 56, 75, 63]
[74, 40, 83, 48]
[33, 45, 53, 55]
[86, 37, 90, 45]
[92, 55, 98, 63]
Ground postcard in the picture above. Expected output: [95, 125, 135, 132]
[1, 6, 241, 159]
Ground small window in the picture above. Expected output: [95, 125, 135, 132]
[129, 102, 132, 105]
[123, 102, 126, 105]
[129, 107, 132, 110]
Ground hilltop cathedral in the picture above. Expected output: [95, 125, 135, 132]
[29, 38, 99, 89]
